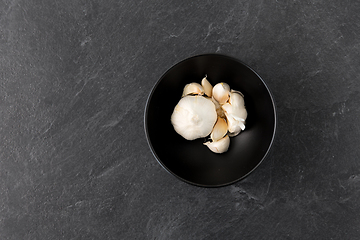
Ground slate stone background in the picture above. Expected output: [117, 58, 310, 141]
[1, 0, 360, 239]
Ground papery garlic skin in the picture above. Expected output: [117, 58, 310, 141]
[182, 83, 204, 97]
[171, 95, 217, 140]
[212, 83, 230, 104]
[204, 135, 230, 154]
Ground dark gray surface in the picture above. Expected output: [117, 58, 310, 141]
[1, 0, 359, 239]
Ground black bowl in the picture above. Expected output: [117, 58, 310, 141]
[145, 54, 276, 187]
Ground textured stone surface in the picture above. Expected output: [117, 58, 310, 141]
[1, 0, 360, 239]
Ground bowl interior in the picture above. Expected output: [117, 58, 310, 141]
[145, 54, 276, 187]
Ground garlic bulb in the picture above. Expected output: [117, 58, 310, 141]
[171, 76, 247, 154]
[204, 135, 230, 154]
[171, 95, 217, 140]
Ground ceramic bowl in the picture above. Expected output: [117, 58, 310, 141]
[145, 54, 276, 187]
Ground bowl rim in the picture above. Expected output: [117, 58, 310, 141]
[144, 53, 277, 187]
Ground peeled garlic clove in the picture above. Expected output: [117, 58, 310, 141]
[210, 117, 228, 142]
[182, 83, 204, 97]
[171, 95, 217, 140]
[201, 76, 213, 97]
[212, 83, 230, 104]
[204, 135, 230, 153]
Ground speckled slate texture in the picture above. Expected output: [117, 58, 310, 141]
[1, 0, 360, 239]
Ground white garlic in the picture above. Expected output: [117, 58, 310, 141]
[171, 76, 247, 154]
[228, 128, 241, 137]
[222, 103, 247, 122]
[212, 82, 230, 104]
[229, 90, 245, 108]
[171, 95, 217, 140]
[201, 76, 213, 97]
[210, 117, 228, 142]
[224, 111, 245, 137]
[204, 135, 230, 154]
[221, 90, 247, 137]
[182, 83, 204, 97]
[211, 97, 226, 118]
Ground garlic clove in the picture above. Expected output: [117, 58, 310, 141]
[232, 111, 247, 129]
[221, 96, 247, 127]
[211, 97, 226, 118]
[212, 83, 230, 104]
[239, 121, 246, 131]
[225, 112, 242, 133]
[204, 135, 230, 153]
[171, 95, 217, 140]
[221, 103, 232, 114]
[238, 108, 248, 122]
[182, 83, 204, 97]
[228, 128, 241, 137]
[201, 76, 213, 97]
[230, 89, 244, 97]
[229, 90, 245, 108]
[223, 103, 247, 122]
[232, 115, 246, 130]
[210, 117, 228, 142]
